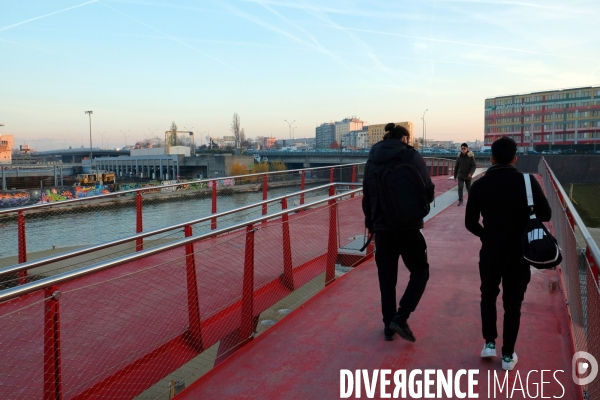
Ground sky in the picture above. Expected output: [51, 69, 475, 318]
[1, 0, 600, 151]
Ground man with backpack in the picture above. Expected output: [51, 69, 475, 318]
[362, 123, 435, 342]
[465, 137, 551, 370]
[454, 143, 477, 206]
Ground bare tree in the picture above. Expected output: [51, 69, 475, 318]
[230, 113, 242, 149]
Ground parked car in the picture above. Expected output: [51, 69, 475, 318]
[527, 150, 540, 154]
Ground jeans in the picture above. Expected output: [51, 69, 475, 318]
[458, 178, 472, 201]
[479, 248, 531, 357]
[375, 230, 430, 326]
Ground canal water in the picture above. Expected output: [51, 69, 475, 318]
[0, 183, 333, 259]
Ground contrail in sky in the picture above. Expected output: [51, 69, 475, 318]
[99, 1, 235, 68]
[0, 0, 99, 32]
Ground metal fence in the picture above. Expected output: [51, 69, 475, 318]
[540, 158, 600, 400]
[0, 158, 459, 288]
[0, 184, 372, 400]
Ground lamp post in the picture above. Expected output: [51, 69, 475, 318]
[422, 109, 428, 149]
[284, 119, 295, 140]
[184, 127, 195, 154]
[98, 131, 106, 149]
[84, 111, 93, 168]
[120, 130, 129, 149]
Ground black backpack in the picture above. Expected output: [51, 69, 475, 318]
[373, 149, 430, 225]
[521, 174, 562, 269]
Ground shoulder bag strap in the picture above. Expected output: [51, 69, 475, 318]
[524, 173, 535, 217]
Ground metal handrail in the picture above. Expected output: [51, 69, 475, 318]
[0, 163, 364, 216]
[0, 183, 340, 278]
[541, 158, 600, 267]
[0, 188, 362, 304]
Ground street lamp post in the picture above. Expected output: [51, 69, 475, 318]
[98, 131, 106, 150]
[84, 111, 93, 168]
[120, 130, 129, 149]
[422, 109, 428, 149]
[284, 119, 296, 140]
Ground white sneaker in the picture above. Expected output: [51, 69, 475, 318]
[502, 352, 519, 370]
[480, 342, 497, 358]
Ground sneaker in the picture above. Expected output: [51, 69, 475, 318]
[384, 327, 395, 341]
[389, 316, 416, 342]
[457, 200, 463, 206]
[480, 342, 497, 358]
[502, 352, 518, 370]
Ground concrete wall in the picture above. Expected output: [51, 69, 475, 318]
[515, 155, 600, 183]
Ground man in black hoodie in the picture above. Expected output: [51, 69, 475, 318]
[362, 123, 435, 342]
[465, 137, 551, 370]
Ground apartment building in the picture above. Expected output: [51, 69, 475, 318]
[485, 85, 600, 151]
[367, 122, 414, 148]
[0, 134, 14, 164]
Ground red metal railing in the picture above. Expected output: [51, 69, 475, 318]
[0, 184, 369, 400]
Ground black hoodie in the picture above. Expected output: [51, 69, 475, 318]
[362, 140, 435, 232]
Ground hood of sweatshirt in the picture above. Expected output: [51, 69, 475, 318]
[368, 140, 412, 164]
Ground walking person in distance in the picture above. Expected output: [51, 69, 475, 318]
[465, 137, 551, 370]
[454, 143, 477, 206]
[362, 123, 435, 342]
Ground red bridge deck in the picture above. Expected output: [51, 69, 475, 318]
[178, 177, 580, 399]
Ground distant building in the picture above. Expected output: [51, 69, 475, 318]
[316, 117, 365, 149]
[262, 137, 276, 149]
[342, 127, 369, 148]
[367, 122, 414, 147]
[315, 122, 336, 149]
[0, 134, 14, 164]
[334, 118, 364, 146]
[485, 85, 600, 151]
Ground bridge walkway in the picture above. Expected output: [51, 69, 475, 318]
[178, 175, 580, 399]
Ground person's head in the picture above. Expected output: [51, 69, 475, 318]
[491, 137, 517, 165]
[382, 123, 410, 143]
[460, 143, 468, 154]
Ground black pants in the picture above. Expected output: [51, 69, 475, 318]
[479, 248, 531, 357]
[458, 178, 472, 201]
[375, 230, 430, 326]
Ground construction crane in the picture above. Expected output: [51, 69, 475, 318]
[164, 129, 194, 155]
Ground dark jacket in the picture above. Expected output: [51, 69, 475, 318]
[454, 151, 477, 180]
[465, 165, 551, 254]
[362, 140, 435, 232]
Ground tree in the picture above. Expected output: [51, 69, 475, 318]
[230, 162, 248, 176]
[270, 160, 286, 172]
[230, 113, 243, 149]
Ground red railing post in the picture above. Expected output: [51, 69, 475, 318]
[211, 180, 217, 230]
[241, 225, 255, 340]
[135, 192, 143, 251]
[17, 210, 28, 285]
[351, 165, 357, 198]
[281, 199, 294, 290]
[325, 198, 338, 285]
[436, 158, 440, 176]
[429, 158, 434, 176]
[300, 170, 306, 205]
[184, 225, 203, 351]
[587, 247, 599, 285]
[262, 175, 268, 216]
[329, 168, 335, 197]
[44, 286, 62, 400]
